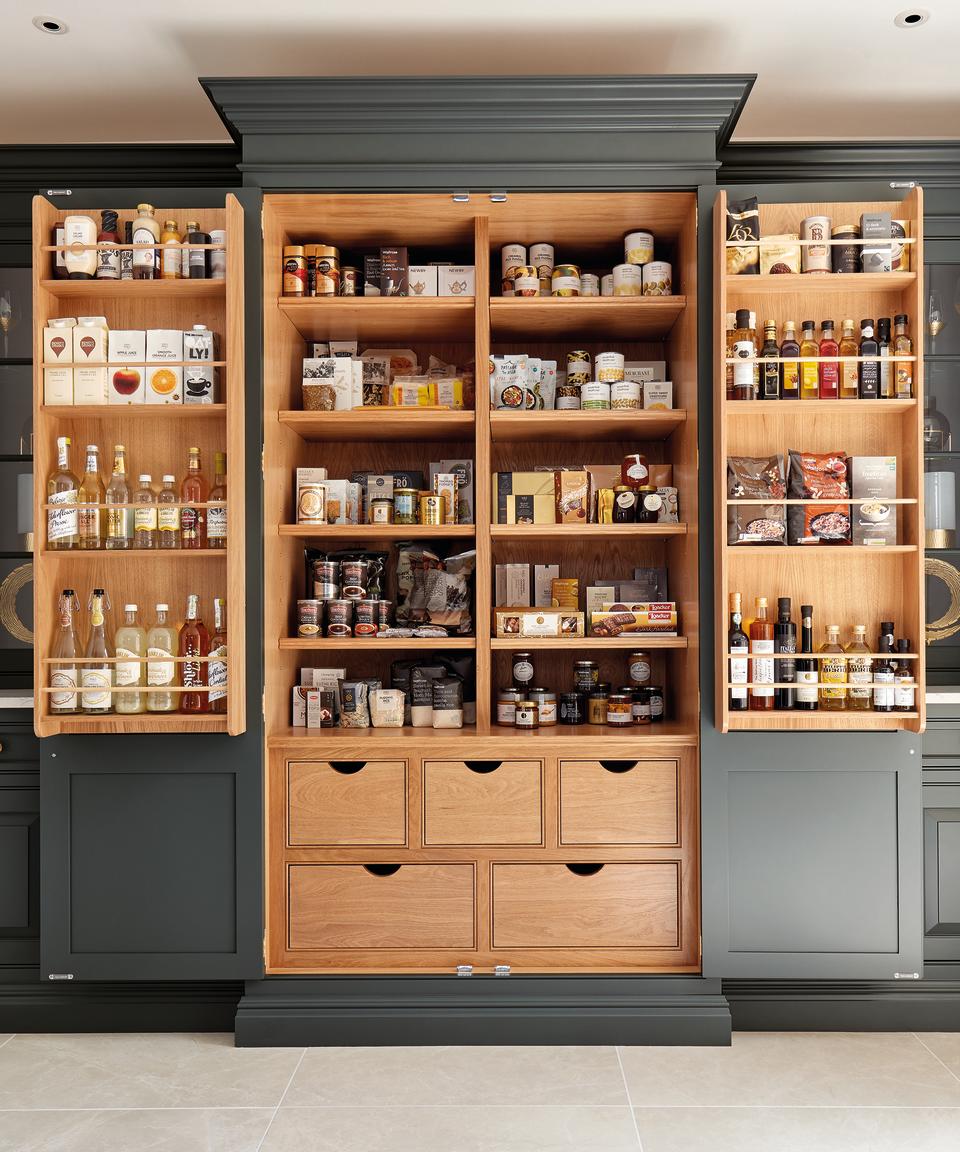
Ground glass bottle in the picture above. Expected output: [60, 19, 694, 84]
[795, 603, 818, 711]
[877, 317, 893, 399]
[77, 443, 105, 550]
[779, 321, 800, 400]
[845, 624, 873, 711]
[95, 210, 121, 280]
[131, 203, 159, 280]
[180, 447, 208, 549]
[207, 452, 227, 549]
[858, 319, 880, 399]
[774, 596, 796, 711]
[157, 475, 182, 549]
[894, 314, 913, 399]
[208, 597, 228, 714]
[873, 631, 896, 713]
[81, 588, 112, 715]
[160, 219, 182, 280]
[818, 320, 839, 400]
[185, 220, 211, 280]
[105, 444, 132, 550]
[146, 604, 177, 713]
[838, 319, 859, 400]
[728, 591, 749, 712]
[749, 596, 775, 711]
[114, 604, 147, 715]
[923, 387, 953, 452]
[749, 312, 760, 396]
[731, 308, 756, 401]
[52, 220, 67, 279]
[120, 220, 134, 281]
[800, 320, 819, 400]
[819, 624, 847, 711]
[894, 638, 916, 713]
[760, 321, 780, 400]
[50, 588, 80, 714]
[725, 312, 736, 401]
[47, 434, 79, 550]
[133, 474, 157, 549]
[63, 214, 97, 279]
[179, 594, 210, 713]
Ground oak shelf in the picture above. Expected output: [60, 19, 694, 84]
[490, 409, 685, 443]
[278, 523, 475, 540]
[727, 711, 919, 731]
[280, 636, 476, 651]
[40, 278, 225, 299]
[39, 714, 229, 736]
[490, 523, 686, 540]
[279, 409, 474, 442]
[489, 636, 687, 650]
[268, 720, 698, 748]
[489, 295, 686, 339]
[277, 296, 475, 341]
[725, 399, 916, 414]
[724, 272, 916, 295]
[42, 404, 227, 419]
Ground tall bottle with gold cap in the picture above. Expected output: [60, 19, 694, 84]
[160, 219, 182, 279]
[132, 203, 159, 280]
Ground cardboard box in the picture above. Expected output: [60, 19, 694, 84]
[43, 367, 72, 405]
[380, 247, 408, 297]
[43, 319, 76, 365]
[586, 585, 617, 620]
[438, 265, 475, 297]
[860, 212, 893, 274]
[495, 563, 531, 607]
[435, 459, 474, 524]
[408, 265, 438, 297]
[624, 360, 666, 384]
[555, 469, 589, 524]
[432, 472, 458, 524]
[585, 463, 622, 523]
[508, 492, 554, 525]
[292, 685, 308, 727]
[534, 563, 560, 608]
[590, 608, 678, 636]
[495, 608, 584, 638]
[850, 455, 897, 546]
[631, 567, 670, 601]
[73, 367, 108, 405]
[363, 256, 381, 297]
[322, 479, 361, 525]
[107, 330, 145, 404]
[643, 381, 673, 410]
[72, 320, 107, 364]
[494, 470, 555, 524]
[145, 329, 184, 404]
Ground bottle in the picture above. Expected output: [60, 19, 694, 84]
[131, 203, 160, 280]
[114, 604, 147, 715]
[52, 221, 67, 278]
[728, 591, 749, 712]
[877, 317, 893, 399]
[779, 321, 800, 400]
[95, 210, 121, 280]
[133, 474, 157, 549]
[77, 444, 105, 550]
[819, 624, 847, 710]
[185, 220, 210, 279]
[894, 638, 916, 713]
[206, 452, 227, 549]
[749, 312, 760, 396]
[800, 320, 819, 400]
[858, 319, 880, 399]
[760, 321, 780, 400]
[63, 214, 97, 279]
[924, 387, 952, 452]
[208, 597, 228, 714]
[894, 314, 914, 399]
[749, 596, 775, 711]
[47, 435, 80, 550]
[146, 604, 177, 713]
[838, 319, 859, 399]
[105, 444, 132, 550]
[725, 312, 736, 400]
[731, 308, 756, 401]
[179, 594, 210, 713]
[180, 447, 208, 549]
[157, 474, 182, 549]
[818, 320, 839, 400]
[160, 219, 182, 279]
[50, 589, 80, 714]
[81, 588, 112, 715]
[120, 220, 134, 281]
[845, 624, 873, 711]
[774, 597, 796, 710]
[795, 603, 819, 711]
[873, 631, 896, 713]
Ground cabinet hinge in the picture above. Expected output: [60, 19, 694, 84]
[494, 964, 511, 977]
[47, 972, 74, 981]
[894, 971, 921, 979]
[45, 188, 72, 197]
[456, 964, 473, 976]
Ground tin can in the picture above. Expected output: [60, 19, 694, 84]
[340, 266, 359, 296]
[369, 496, 394, 524]
[515, 700, 539, 729]
[628, 650, 652, 687]
[501, 243, 527, 280]
[648, 684, 665, 721]
[297, 482, 327, 525]
[297, 599, 323, 637]
[340, 559, 370, 599]
[831, 225, 860, 275]
[601, 273, 614, 297]
[313, 580, 339, 601]
[579, 273, 600, 297]
[556, 382, 581, 410]
[375, 600, 392, 630]
[530, 243, 554, 278]
[595, 351, 625, 382]
[352, 599, 377, 637]
[393, 486, 417, 525]
[632, 688, 652, 725]
[566, 350, 591, 386]
[529, 687, 557, 725]
[315, 245, 340, 296]
[642, 261, 673, 295]
[624, 230, 654, 265]
[552, 264, 580, 297]
[613, 263, 642, 296]
[800, 216, 831, 274]
[587, 688, 609, 725]
[282, 245, 306, 296]
[513, 265, 539, 297]
[573, 660, 599, 693]
[580, 381, 610, 410]
[501, 277, 515, 298]
[607, 692, 633, 726]
[497, 687, 520, 726]
[891, 220, 910, 272]
[326, 599, 353, 638]
[558, 691, 583, 724]
[611, 379, 641, 409]
[419, 492, 445, 525]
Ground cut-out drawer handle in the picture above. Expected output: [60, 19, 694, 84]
[464, 760, 502, 774]
[599, 760, 638, 773]
[329, 761, 366, 774]
[565, 863, 605, 877]
[363, 864, 401, 877]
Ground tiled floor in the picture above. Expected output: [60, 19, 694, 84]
[0, 1032, 959, 1150]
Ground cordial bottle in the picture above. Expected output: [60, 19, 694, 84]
[208, 597, 228, 714]
[773, 597, 796, 710]
[50, 589, 80, 714]
[179, 593, 210, 713]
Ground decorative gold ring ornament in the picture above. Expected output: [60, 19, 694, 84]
[925, 556, 960, 642]
[0, 562, 33, 645]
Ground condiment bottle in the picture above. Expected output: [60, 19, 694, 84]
[819, 624, 847, 711]
[858, 320, 880, 399]
[877, 317, 893, 399]
[96, 210, 121, 280]
[894, 639, 915, 713]
[63, 214, 97, 279]
[131, 203, 159, 280]
[800, 321, 819, 400]
[160, 219, 182, 279]
[186, 220, 210, 279]
[894, 314, 913, 399]
[749, 596, 775, 710]
[760, 321, 780, 400]
[838, 320, 859, 399]
[731, 309, 756, 401]
[779, 321, 800, 400]
[818, 320, 839, 400]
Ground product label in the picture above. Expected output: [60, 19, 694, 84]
[47, 489, 78, 543]
[207, 506, 227, 542]
[80, 667, 111, 710]
[796, 670, 819, 702]
[132, 224, 156, 269]
[134, 506, 157, 533]
[50, 667, 77, 711]
[114, 646, 141, 688]
[879, 349, 893, 398]
[208, 643, 227, 703]
[147, 646, 174, 687]
[781, 358, 800, 396]
[801, 361, 819, 396]
[821, 657, 847, 700]
[181, 507, 200, 541]
[730, 644, 749, 703]
[513, 660, 534, 684]
[158, 506, 180, 533]
[162, 243, 181, 277]
[97, 248, 120, 278]
[762, 360, 780, 398]
[629, 658, 652, 685]
[873, 671, 895, 709]
[895, 679, 915, 709]
[732, 340, 755, 394]
[848, 662, 873, 701]
[106, 506, 132, 542]
[750, 640, 775, 697]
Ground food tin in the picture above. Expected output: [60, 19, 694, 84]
[581, 381, 610, 410]
[555, 382, 581, 410]
[529, 687, 557, 725]
[558, 691, 583, 724]
[607, 692, 633, 726]
[282, 245, 306, 296]
[353, 599, 378, 637]
[501, 277, 515, 297]
[497, 686, 520, 726]
[891, 221, 910, 272]
[624, 230, 655, 265]
[209, 230, 226, 280]
[375, 599, 392, 629]
[613, 262, 643, 296]
[595, 351, 625, 382]
[340, 266, 359, 296]
[648, 684, 665, 721]
[632, 688, 652, 725]
[800, 216, 831, 273]
[566, 350, 591, 385]
[419, 492, 445, 526]
[579, 273, 600, 297]
[296, 599, 323, 637]
[831, 225, 860, 275]
[530, 243, 554, 294]
[642, 260, 673, 295]
[587, 688, 609, 725]
[314, 245, 340, 296]
[515, 700, 539, 729]
[326, 599, 353, 638]
[513, 265, 539, 297]
[628, 650, 652, 687]
[393, 485, 417, 525]
[297, 482, 327, 525]
[369, 496, 394, 525]
[611, 379, 641, 409]
[551, 264, 581, 297]
[340, 559, 370, 599]
[573, 660, 599, 692]
[501, 243, 527, 280]
[601, 273, 614, 296]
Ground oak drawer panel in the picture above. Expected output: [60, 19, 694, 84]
[492, 862, 679, 949]
[423, 759, 543, 845]
[287, 760, 406, 846]
[559, 759, 679, 845]
[288, 863, 475, 950]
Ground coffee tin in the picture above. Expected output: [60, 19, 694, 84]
[282, 246, 306, 296]
[340, 266, 359, 296]
[419, 492, 445, 525]
[551, 264, 580, 296]
[800, 216, 832, 273]
[642, 261, 673, 295]
[831, 225, 860, 274]
[624, 230, 654, 265]
[613, 263, 642, 296]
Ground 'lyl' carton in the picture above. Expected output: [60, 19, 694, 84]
[183, 325, 220, 404]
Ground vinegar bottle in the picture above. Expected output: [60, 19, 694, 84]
[838, 319, 859, 399]
[749, 596, 775, 711]
[819, 624, 847, 711]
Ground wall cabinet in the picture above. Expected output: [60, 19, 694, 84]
[0, 719, 40, 975]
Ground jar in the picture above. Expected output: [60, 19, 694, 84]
[595, 351, 625, 382]
[566, 350, 591, 384]
[512, 651, 535, 691]
[369, 496, 394, 525]
[419, 492, 445, 525]
[632, 687, 652, 725]
[613, 263, 642, 296]
[340, 559, 370, 599]
[579, 273, 600, 297]
[624, 230, 654, 265]
[573, 660, 599, 693]
[648, 684, 665, 721]
[638, 486, 663, 524]
[621, 452, 649, 488]
[393, 485, 417, 525]
[282, 245, 306, 296]
[354, 599, 378, 637]
[513, 265, 539, 297]
[296, 599, 322, 637]
[315, 245, 340, 296]
[515, 700, 539, 729]
[800, 216, 831, 274]
[497, 687, 520, 726]
[555, 381, 581, 410]
[529, 688, 557, 725]
[628, 650, 652, 687]
[326, 599, 353, 638]
[587, 688, 609, 725]
[611, 379, 641, 409]
[601, 273, 614, 297]
[581, 381, 610, 410]
[831, 225, 860, 275]
[340, 266, 359, 296]
[552, 264, 581, 297]
[642, 261, 673, 295]
[607, 692, 633, 726]
[558, 691, 583, 724]
[613, 485, 637, 523]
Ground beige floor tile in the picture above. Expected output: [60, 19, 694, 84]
[619, 1032, 960, 1107]
[916, 1033, 960, 1080]
[634, 1106, 960, 1152]
[0, 1038, 12, 1050]
[284, 1045, 626, 1106]
[263, 1105, 640, 1152]
[0, 1108, 273, 1152]
[0, 1034, 303, 1110]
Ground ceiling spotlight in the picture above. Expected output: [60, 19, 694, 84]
[32, 15, 69, 34]
[894, 9, 930, 26]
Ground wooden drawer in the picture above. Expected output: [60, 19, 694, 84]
[288, 863, 475, 950]
[559, 759, 679, 845]
[423, 759, 543, 845]
[287, 760, 406, 846]
[492, 863, 679, 949]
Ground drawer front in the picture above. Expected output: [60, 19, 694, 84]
[492, 862, 679, 949]
[287, 760, 407, 846]
[423, 759, 543, 845]
[288, 863, 475, 950]
[923, 722, 960, 759]
[559, 759, 679, 845]
[0, 726, 41, 769]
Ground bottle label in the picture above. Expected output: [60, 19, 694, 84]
[751, 640, 775, 697]
[97, 248, 120, 279]
[879, 350, 893, 398]
[859, 362, 879, 398]
[873, 671, 895, 708]
[132, 224, 155, 268]
[842, 361, 859, 396]
[801, 361, 819, 395]
[134, 506, 158, 532]
[207, 506, 227, 542]
[181, 507, 201, 541]
[78, 505, 100, 542]
[848, 664, 872, 700]
[781, 359, 800, 396]
[80, 667, 111, 710]
[147, 645, 174, 686]
[730, 643, 748, 702]
[209, 643, 228, 702]
[162, 243, 181, 277]
[106, 506, 132, 542]
[158, 506, 180, 533]
[796, 670, 819, 703]
[896, 362, 913, 397]
[819, 362, 839, 397]
[114, 646, 141, 688]
[821, 657, 847, 699]
[120, 248, 134, 278]
[894, 679, 915, 709]
[762, 361, 779, 398]
[732, 340, 754, 393]
[513, 660, 534, 684]
[629, 658, 651, 684]
[47, 489, 78, 542]
[189, 247, 206, 271]
[50, 667, 77, 710]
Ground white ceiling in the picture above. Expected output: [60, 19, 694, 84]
[2, 0, 958, 144]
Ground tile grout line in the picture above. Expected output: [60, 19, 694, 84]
[912, 1033, 960, 1086]
[615, 1046, 645, 1152]
[255, 1047, 306, 1152]
[0, 1036, 15, 1052]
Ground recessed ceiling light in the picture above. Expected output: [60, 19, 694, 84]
[32, 15, 68, 34]
[894, 8, 930, 26]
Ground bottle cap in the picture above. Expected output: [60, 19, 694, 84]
[139, 474, 151, 482]
[162, 474, 175, 482]
[802, 319, 815, 328]
[854, 624, 866, 634]
[897, 638, 910, 651]
[735, 308, 750, 327]
[86, 444, 98, 452]
[880, 620, 895, 632]
[895, 313, 908, 325]
[777, 596, 791, 613]
[156, 604, 168, 612]
[756, 596, 768, 608]
[861, 318, 875, 327]
[801, 604, 813, 616]
[137, 203, 154, 213]
[124, 604, 137, 612]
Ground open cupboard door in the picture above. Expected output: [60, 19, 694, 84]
[699, 180, 924, 980]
